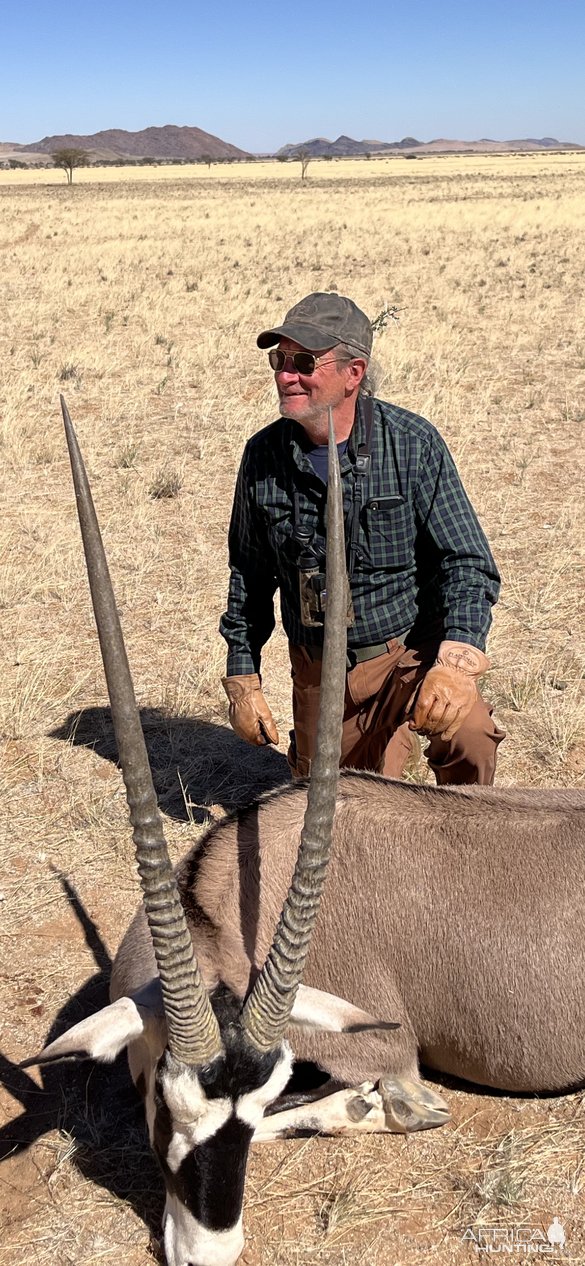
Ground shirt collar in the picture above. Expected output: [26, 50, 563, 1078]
[287, 421, 324, 482]
[284, 399, 366, 479]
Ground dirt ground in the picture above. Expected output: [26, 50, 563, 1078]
[1, 154, 585, 1263]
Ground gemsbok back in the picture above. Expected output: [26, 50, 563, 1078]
[25, 397, 585, 1266]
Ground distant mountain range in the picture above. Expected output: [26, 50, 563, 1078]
[1, 125, 582, 165]
[4, 125, 250, 163]
[277, 134, 584, 156]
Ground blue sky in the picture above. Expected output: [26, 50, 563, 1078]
[2, 0, 583, 150]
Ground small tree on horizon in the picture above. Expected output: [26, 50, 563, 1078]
[52, 148, 90, 184]
[295, 147, 312, 180]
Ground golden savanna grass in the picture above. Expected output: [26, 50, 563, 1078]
[1, 154, 585, 1264]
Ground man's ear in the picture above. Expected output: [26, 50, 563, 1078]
[21, 980, 165, 1068]
[344, 357, 368, 393]
[289, 985, 400, 1035]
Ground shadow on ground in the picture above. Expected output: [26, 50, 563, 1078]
[0, 874, 164, 1238]
[50, 706, 291, 822]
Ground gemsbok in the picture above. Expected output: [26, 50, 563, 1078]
[25, 398, 585, 1266]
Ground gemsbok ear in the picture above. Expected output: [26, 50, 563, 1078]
[21, 990, 160, 1068]
[289, 985, 400, 1035]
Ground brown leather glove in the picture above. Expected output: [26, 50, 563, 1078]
[408, 641, 490, 742]
[221, 673, 279, 747]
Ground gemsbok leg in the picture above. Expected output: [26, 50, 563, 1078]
[254, 1075, 450, 1140]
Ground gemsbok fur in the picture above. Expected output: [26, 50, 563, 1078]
[25, 397, 585, 1266]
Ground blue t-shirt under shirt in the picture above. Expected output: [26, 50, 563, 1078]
[306, 438, 349, 483]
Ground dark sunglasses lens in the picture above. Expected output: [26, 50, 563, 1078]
[268, 349, 317, 373]
[294, 353, 316, 374]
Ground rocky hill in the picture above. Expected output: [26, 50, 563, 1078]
[12, 124, 249, 161]
[278, 135, 583, 157]
[4, 127, 582, 167]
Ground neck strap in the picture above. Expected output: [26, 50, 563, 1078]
[355, 395, 374, 475]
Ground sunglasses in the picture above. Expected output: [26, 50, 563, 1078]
[268, 349, 343, 376]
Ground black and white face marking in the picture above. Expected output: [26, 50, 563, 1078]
[163, 1196, 245, 1266]
[148, 988, 294, 1266]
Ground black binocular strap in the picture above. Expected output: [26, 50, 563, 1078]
[348, 395, 374, 579]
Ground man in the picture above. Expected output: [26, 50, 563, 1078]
[220, 292, 504, 784]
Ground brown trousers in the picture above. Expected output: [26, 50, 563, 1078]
[287, 627, 504, 785]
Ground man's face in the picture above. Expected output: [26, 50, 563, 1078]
[273, 337, 353, 431]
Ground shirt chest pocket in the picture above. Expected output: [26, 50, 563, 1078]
[363, 496, 413, 569]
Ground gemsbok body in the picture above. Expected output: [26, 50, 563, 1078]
[26, 399, 585, 1266]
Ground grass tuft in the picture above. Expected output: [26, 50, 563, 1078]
[116, 440, 141, 469]
[148, 467, 182, 499]
[59, 362, 82, 383]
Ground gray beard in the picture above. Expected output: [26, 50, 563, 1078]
[279, 397, 331, 441]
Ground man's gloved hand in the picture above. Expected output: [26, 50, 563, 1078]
[221, 674, 279, 747]
[408, 641, 490, 742]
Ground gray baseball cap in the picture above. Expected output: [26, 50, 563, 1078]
[257, 292, 372, 356]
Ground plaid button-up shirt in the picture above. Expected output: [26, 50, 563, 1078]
[220, 397, 500, 676]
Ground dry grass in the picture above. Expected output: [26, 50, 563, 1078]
[1, 154, 585, 1263]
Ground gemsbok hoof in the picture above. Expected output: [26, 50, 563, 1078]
[379, 1076, 451, 1132]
